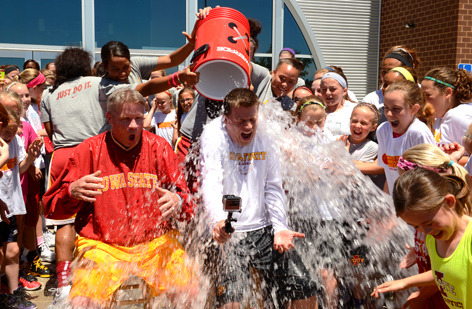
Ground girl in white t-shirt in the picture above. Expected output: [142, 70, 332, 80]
[172, 87, 195, 148]
[320, 71, 357, 137]
[0, 107, 42, 300]
[144, 91, 176, 146]
[421, 67, 472, 147]
[339, 103, 386, 188]
[377, 80, 435, 194]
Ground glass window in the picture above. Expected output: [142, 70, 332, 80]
[0, 58, 25, 68]
[0, 2, 81, 46]
[198, 0, 272, 53]
[253, 56, 272, 72]
[299, 58, 316, 85]
[95, 1, 186, 50]
[283, 4, 310, 55]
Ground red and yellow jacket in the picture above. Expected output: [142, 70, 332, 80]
[43, 131, 194, 246]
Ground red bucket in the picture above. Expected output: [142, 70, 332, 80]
[191, 7, 250, 101]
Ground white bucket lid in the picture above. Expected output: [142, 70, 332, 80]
[195, 60, 248, 101]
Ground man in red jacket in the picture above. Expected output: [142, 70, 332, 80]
[43, 88, 196, 308]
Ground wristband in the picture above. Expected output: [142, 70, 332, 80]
[177, 72, 183, 85]
[172, 73, 178, 87]
[167, 75, 173, 87]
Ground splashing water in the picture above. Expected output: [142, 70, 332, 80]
[60, 98, 417, 308]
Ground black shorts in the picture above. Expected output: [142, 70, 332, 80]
[0, 216, 18, 245]
[216, 226, 318, 307]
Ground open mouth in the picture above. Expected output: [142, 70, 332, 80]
[129, 134, 136, 141]
[241, 132, 252, 141]
[432, 231, 443, 239]
[390, 120, 399, 127]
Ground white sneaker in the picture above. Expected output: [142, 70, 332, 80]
[43, 230, 55, 247]
[48, 285, 71, 309]
[38, 242, 56, 263]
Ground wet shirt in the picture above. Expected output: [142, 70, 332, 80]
[200, 116, 289, 234]
[426, 221, 472, 309]
[433, 103, 472, 145]
[43, 131, 194, 246]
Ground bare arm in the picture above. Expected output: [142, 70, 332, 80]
[371, 270, 435, 298]
[354, 159, 385, 175]
[143, 101, 157, 129]
[43, 121, 53, 141]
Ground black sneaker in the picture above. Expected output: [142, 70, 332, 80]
[29, 256, 53, 278]
[8, 287, 37, 309]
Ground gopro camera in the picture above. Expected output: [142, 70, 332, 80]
[222, 195, 241, 233]
[222, 195, 242, 212]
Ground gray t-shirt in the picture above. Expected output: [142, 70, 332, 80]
[128, 56, 158, 84]
[349, 138, 378, 162]
[40, 76, 137, 149]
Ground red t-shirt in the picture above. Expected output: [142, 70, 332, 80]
[43, 130, 194, 246]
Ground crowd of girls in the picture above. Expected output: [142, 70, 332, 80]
[2, 16, 472, 306]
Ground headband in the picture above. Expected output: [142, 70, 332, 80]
[424, 76, 454, 89]
[281, 48, 296, 57]
[5, 82, 19, 91]
[324, 66, 335, 72]
[390, 67, 415, 82]
[26, 72, 46, 89]
[164, 90, 172, 98]
[397, 156, 452, 173]
[385, 53, 413, 68]
[294, 86, 313, 95]
[356, 103, 379, 122]
[4, 66, 20, 75]
[298, 101, 326, 115]
[321, 72, 347, 89]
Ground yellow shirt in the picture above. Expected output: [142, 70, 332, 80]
[426, 221, 472, 309]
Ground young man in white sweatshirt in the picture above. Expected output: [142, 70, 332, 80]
[200, 88, 318, 308]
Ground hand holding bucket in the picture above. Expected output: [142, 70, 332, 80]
[191, 7, 251, 101]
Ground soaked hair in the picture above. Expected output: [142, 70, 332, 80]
[383, 45, 421, 69]
[101, 41, 131, 67]
[176, 87, 195, 131]
[107, 88, 145, 115]
[52, 48, 92, 93]
[223, 88, 259, 115]
[0, 94, 11, 128]
[275, 58, 304, 72]
[385, 80, 433, 121]
[424, 67, 472, 106]
[296, 95, 325, 120]
[23, 59, 40, 71]
[393, 168, 472, 217]
[0, 91, 23, 117]
[16, 68, 40, 85]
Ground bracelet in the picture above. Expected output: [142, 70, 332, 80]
[167, 75, 173, 87]
[177, 72, 183, 85]
[176, 194, 183, 209]
[172, 73, 179, 87]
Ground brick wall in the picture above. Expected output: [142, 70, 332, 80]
[380, 0, 465, 81]
[457, 0, 472, 64]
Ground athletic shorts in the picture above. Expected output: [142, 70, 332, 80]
[216, 226, 318, 307]
[0, 216, 18, 245]
[69, 230, 195, 306]
[45, 146, 77, 226]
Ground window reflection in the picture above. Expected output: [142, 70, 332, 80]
[95, 1, 186, 50]
[198, 0, 272, 53]
[0, 1, 81, 46]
